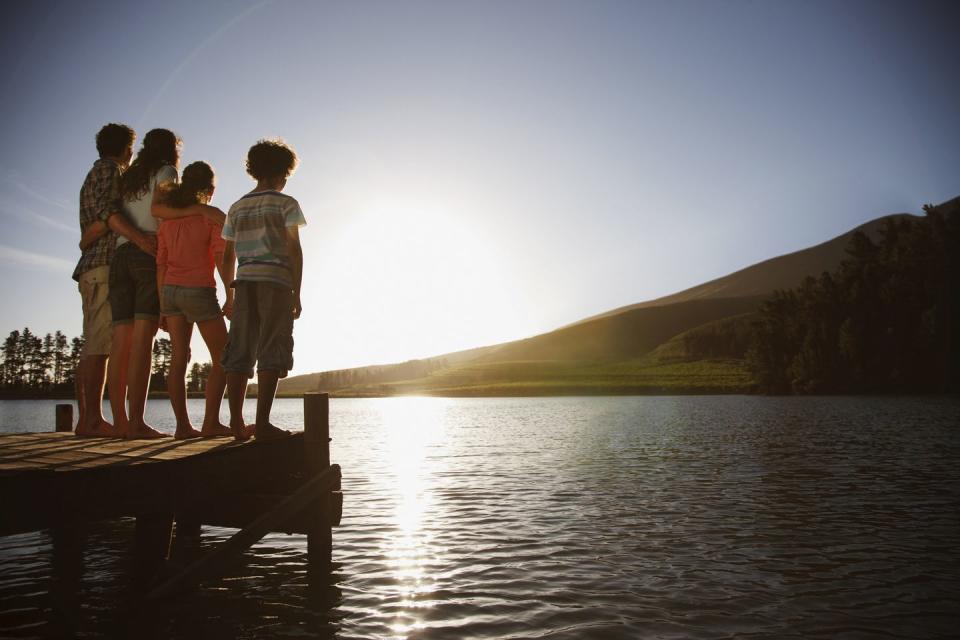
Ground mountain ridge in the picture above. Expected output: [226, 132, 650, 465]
[275, 203, 954, 396]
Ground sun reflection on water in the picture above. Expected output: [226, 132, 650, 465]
[376, 397, 450, 639]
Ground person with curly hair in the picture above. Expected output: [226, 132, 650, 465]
[107, 128, 180, 439]
[221, 139, 305, 441]
[154, 161, 234, 439]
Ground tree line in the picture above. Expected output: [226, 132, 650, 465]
[1, 329, 80, 391]
[747, 204, 959, 394]
[1, 330, 214, 395]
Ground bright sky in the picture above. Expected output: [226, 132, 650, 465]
[0, 0, 957, 375]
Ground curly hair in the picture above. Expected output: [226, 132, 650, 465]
[157, 161, 215, 209]
[95, 123, 135, 158]
[120, 128, 180, 200]
[246, 139, 298, 181]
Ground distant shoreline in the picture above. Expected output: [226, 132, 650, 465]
[2, 389, 745, 401]
[0, 391, 217, 401]
[3, 388, 950, 401]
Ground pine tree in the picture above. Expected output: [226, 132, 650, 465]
[188, 362, 203, 392]
[41, 333, 55, 389]
[152, 337, 172, 390]
[2, 330, 22, 388]
[20, 328, 43, 388]
[53, 331, 68, 386]
[67, 336, 84, 387]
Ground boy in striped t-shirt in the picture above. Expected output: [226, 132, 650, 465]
[221, 139, 305, 440]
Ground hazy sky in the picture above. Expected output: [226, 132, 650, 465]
[1, 0, 957, 375]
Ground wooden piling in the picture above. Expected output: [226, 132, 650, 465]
[134, 512, 174, 587]
[304, 392, 333, 574]
[55, 404, 73, 433]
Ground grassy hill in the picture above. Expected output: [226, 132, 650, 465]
[568, 213, 912, 325]
[275, 211, 927, 397]
[278, 296, 763, 396]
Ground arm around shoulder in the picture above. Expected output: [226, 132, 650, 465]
[79, 220, 109, 251]
[152, 202, 225, 225]
[107, 212, 157, 256]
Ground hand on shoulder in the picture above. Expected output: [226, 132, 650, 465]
[202, 205, 226, 226]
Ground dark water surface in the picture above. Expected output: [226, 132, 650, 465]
[1, 396, 959, 639]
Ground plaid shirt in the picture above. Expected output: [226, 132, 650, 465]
[72, 158, 122, 281]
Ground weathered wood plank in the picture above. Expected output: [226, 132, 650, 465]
[0, 433, 266, 473]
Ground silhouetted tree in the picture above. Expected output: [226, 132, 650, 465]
[53, 331, 68, 386]
[187, 361, 213, 392]
[748, 203, 959, 394]
[151, 337, 172, 390]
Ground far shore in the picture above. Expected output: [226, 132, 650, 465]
[6, 387, 947, 403]
[2, 387, 751, 401]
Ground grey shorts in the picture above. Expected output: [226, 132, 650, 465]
[161, 285, 222, 323]
[221, 281, 294, 378]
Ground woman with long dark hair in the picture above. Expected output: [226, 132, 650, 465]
[108, 128, 179, 439]
[155, 161, 233, 439]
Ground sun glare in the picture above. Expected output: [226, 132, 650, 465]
[376, 397, 450, 638]
[301, 193, 536, 370]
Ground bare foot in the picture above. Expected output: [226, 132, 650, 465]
[254, 423, 291, 441]
[230, 421, 253, 442]
[174, 425, 203, 440]
[200, 423, 233, 438]
[125, 421, 169, 440]
[76, 419, 123, 438]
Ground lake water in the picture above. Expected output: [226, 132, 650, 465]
[1, 396, 959, 639]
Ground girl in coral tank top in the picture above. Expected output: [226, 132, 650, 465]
[155, 161, 234, 438]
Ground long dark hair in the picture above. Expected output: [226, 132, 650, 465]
[120, 128, 180, 200]
[158, 161, 214, 208]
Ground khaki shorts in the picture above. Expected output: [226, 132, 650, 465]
[78, 265, 112, 357]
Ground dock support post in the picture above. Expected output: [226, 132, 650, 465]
[50, 521, 84, 634]
[55, 404, 73, 433]
[304, 392, 332, 577]
[175, 517, 201, 541]
[134, 512, 173, 588]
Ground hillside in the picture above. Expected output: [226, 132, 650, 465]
[473, 295, 765, 364]
[276, 209, 940, 397]
[569, 213, 913, 325]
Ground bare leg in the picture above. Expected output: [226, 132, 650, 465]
[125, 318, 166, 439]
[197, 317, 231, 437]
[107, 324, 133, 437]
[76, 355, 116, 436]
[75, 356, 85, 430]
[253, 369, 289, 440]
[166, 316, 200, 439]
[225, 371, 252, 441]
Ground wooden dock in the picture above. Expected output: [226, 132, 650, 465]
[0, 392, 342, 598]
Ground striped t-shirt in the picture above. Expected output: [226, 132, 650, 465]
[222, 190, 306, 288]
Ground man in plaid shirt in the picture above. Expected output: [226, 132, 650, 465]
[73, 123, 156, 437]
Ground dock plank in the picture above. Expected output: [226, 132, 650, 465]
[0, 433, 251, 474]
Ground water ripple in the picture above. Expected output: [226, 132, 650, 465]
[1, 396, 959, 638]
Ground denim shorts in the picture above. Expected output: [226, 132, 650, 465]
[161, 285, 222, 324]
[109, 242, 159, 324]
[222, 281, 294, 378]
